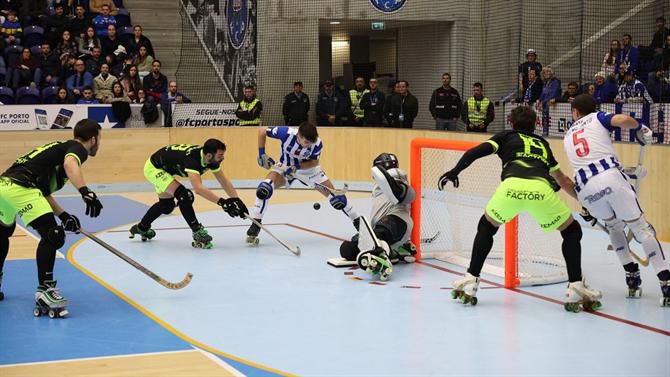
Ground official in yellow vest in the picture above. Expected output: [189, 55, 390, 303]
[348, 77, 369, 125]
[462, 82, 494, 133]
[235, 85, 263, 126]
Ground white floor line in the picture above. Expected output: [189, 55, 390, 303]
[193, 346, 246, 377]
[16, 223, 64, 259]
[0, 349, 197, 368]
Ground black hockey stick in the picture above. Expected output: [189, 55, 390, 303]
[80, 229, 193, 289]
[247, 217, 301, 256]
[421, 231, 441, 244]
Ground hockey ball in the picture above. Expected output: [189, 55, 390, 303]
[313, 202, 321, 210]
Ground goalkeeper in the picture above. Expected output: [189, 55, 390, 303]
[438, 106, 601, 311]
[339, 153, 417, 280]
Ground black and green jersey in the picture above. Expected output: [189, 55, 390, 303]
[1, 140, 89, 196]
[149, 144, 221, 177]
[486, 130, 560, 187]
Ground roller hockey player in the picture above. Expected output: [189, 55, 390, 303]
[248, 122, 359, 245]
[565, 94, 670, 307]
[339, 153, 416, 280]
[439, 106, 602, 311]
[130, 139, 248, 249]
[0, 119, 104, 318]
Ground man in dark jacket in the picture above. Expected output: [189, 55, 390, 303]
[429, 73, 462, 130]
[316, 80, 347, 126]
[282, 81, 310, 126]
[35, 42, 61, 87]
[359, 77, 385, 126]
[385, 80, 418, 129]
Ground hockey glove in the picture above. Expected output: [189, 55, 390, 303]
[579, 207, 597, 227]
[329, 194, 347, 210]
[218, 197, 249, 218]
[58, 211, 81, 233]
[79, 186, 103, 218]
[437, 170, 459, 190]
[257, 148, 275, 169]
[634, 124, 653, 146]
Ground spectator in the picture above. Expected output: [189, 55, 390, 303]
[520, 69, 542, 104]
[100, 24, 120, 57]
[119, 63, 141, 101]
[518, 49, 542, 92]
[593, 71, 617, 103]
[602, 39, 621, 78]
[650, 16, 669, 52]
[58, 52, 76, 85]
[235, 84, 262, 126]
[385, 80, 418, 129]
[126, 24, 155, 58]
[134, 45, 153, 75]
[462, 82, 494, 133]
[44, 3, 69, 46]
[161, 80, 190, 126]
[35, 42, 60, 87]
[316, 79, 347, 126]
[348, 76, 369, 125]
[56, 30, 78, 57]
[359, 77, 385, 126]
[79, 26, 102, 57]
[93, 4, 116, 37]
[85, 46, 103, 76]
[93, 62, 116, 102]
[20, 0, 48, 27]
[282, 81, 309, 126]
[142, 59, 167, 102]
[54, 86, 73, 104]
[132, 87, 147, 104]
[1, 0, 22, 19]
[90, 0, 118, 15]
[10, 47, 38, 89]
[647, 70, 670, 102]
[66, 58, 93, 97]
[69, 4, 91, 39]
[616, 34, 640, 75]
[1, 10, 21, 46]
[586, 83, 596, 97]
[111, 46, 131, 77]
[651, 34, 670, 74]
[429, 72, 462, 131]
[616, 71, 653, 104]
[539, 66, 561, 109]
[108, 81, 129, 103]
[76, 85, 99, 104]
[555, 81, 580, 103]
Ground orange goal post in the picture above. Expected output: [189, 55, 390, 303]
[409, 138, 568, 288]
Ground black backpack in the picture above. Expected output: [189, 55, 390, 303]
[112, 101, 132, 123]
[141, 100, 159, 124]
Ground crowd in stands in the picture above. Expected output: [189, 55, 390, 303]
[0, 0, 187, 114]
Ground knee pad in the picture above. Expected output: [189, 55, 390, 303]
[38, 225, 65, 250]
[478, 215, 499, 236]
[174, 185, 194, 206]
[560, 220, 583, 241]
[626, 216, 656, 244]
[603, 217, 626, 233]
[256, 181, 273, 200]
[340, 238, 360, 261]
[0, 222, 16, 238]
[329, 194, 347, 210]
[374, 216, 407, 246]
[158, 198, 176, 215]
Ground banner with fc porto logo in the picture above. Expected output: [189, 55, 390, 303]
[370, 0, 407, 13]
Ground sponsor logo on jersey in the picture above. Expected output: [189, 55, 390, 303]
[370, 0, 407, 13]
[583, 187, 613, 204]
[541, 215, 562, 229]
[227, 0, 249, 49]
[18, 203, 33, 216]
[505, 189, 546, 201]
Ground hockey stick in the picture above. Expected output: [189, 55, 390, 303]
[288, 173, 349, 196]
[591, 221, 650, 267]
[247, 217, 301, 256]
[421, 231, 441, 244]
[79, 229, 193, 289]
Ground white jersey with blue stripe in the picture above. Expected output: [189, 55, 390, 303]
[563, 112, 621, 192]
[267, 126, 323, 167]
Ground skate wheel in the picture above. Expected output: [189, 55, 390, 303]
[470, 297, 478, 306]
[48, 309, 56, 319]
[141, 237, 147, 242]
[459, 295, 467, 304]
[659, 297, 670, 307]
[59, 309, 68, 318]
[129, 234, 134, 239]
[33, 307, 41, 317]
[591, 301, 602, 311]
[0, 291, 4, 301]
[451, 290, 461, 299]
[564, 303, 582, 313]
[380, 273, 389, 282]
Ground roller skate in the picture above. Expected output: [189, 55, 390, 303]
[191, 225, 213, 249]
[660, 280, 670, 307]
[451, 272, 480, 305]
[357, 247, 393, 281]
[625, 263, 642, 298]
[34, 280, 68, 318]
[564, 279, 602, 313]
[246, 219, 261, 246]
[128, 223, 156, 242]
[0, 271, 4, 301]
[391, 241, 417, 264]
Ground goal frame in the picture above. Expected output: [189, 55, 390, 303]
[410, 138, 521, 288]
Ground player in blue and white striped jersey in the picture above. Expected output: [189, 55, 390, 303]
[246, 122, 359, 244]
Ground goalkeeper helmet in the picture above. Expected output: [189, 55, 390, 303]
[373, 153, 399, 170]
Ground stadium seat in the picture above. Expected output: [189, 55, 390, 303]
[0, 67, 6, 86]
[16, 86, 41, 104]
[30, 45, 42, 56]
[4, 45, 24, 67]
[119, 26, 134, 44]
[41, 86, 60, 104]
[116, 8, 131, 27]
[113, 0, 124, 7]
[23, 26, 45, 47]
[0, 86, 15, 104]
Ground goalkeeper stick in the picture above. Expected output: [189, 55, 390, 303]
[80, 229, 193, 290]
[247, 217, 301, 256]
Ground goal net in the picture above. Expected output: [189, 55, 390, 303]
[410, 138, 567, 287]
